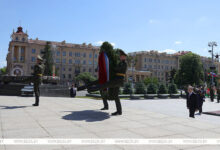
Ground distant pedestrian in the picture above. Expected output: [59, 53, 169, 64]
[186, 86, 198, 118]
[70, 84, 76, 98]
[197, 86, 205, 115]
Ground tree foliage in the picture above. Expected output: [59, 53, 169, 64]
[168, 82, 178, 94]
[144, 77, 158, 86]
[0, 67, 7, 75]
[123, 82, 132, 94]
[75, 72, 97, 84]
[147, 83, 157, 94]
[135, 82, 146, 94]
[175, 52, 204, 87]
[42, 41, 53, 76]
[158, 84, 168, 94]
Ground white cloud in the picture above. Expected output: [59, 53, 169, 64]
[0, 61, 7, 68]
[174, 41, 182, 45]
[94, 41, 116, 47]
[159, 49, 177, 54]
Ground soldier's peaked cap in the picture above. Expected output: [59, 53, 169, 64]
[37, 55, 43, 61]
[119, 50, 127, 56]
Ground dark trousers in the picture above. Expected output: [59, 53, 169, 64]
[218, 97, 220, 103]
[199, 102, 203, 113]
[115, 97, 122, 113]
[100, 90, 108, 108]
[210, 95, 214, 102]
[189, 108, 195, 118]
[34, 83, 40, 105]
[103, 98, 108, 108]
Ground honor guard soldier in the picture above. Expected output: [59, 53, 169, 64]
[88, 49, 127, 116]
[32, 55, 44, 106]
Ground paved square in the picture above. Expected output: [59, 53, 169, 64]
[0, 96, 220, 150]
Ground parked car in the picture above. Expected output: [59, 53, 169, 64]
[21, 85, 34, 96]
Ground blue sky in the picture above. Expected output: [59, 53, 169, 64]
[1, 0, 220, 67]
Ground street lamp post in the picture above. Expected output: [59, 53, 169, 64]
[208, 41, 218, 86]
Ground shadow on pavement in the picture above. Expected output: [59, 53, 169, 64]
[0, 105, 27, 109]
[62, 110, 110, 122]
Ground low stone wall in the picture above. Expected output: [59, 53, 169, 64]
[40, 84, 70, 97]
[0, 83, 26, 96]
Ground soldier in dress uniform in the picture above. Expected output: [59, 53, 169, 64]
[32, 55, 44, 106]
[88, 50, 127, 116]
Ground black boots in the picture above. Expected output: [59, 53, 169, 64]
[111, 111, 122, 116]
[33, 96, 39, 106]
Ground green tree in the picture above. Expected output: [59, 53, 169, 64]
[144, 77, 158, 86]
[0, 67, 7, 75]
[169, 68, 177, 83]
[158, 84, 168, 94]
[41, 41, 53, 76]
[135, 82, 146, 94]
[174, 52, 204, 87]
[147, 83, 157, 94]
[168, 82, 178, 94]
[75, 72, 97, 84]
[123, 82, 132, 94]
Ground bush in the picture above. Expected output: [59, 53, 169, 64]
[168, 82, 178, 94]
[75, 72, 97, 84]
[135, 82, 146, 94]
[158, 84, 168, 94]
[147, 83, 157, 94]
[123, 82, 132, 94]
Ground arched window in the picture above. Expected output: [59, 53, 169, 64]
[22, 38, 25, 42]
[15, 37, 19, 41]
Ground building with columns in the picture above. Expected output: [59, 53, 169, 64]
[129, 50, 179, 83]
[6, 26, 100, 82]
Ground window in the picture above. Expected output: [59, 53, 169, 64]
[69, 59, 72, 64]
[20, 56, 24, 61]
[56, 51, 60, 56]
[75, 52, 80, 57]
[56, 59, 60, 63]
[31, 57, 36, 62]
[63, 68, 66, 71]
[154, 65, 157, 69]
[89, 61, 92, 65]
[158, 65, 160, 69]
[15, 37, 19, 41]
[69, 52, 72, 57]
[69, 68, 72, 71]
[75, 60, 80, 64]
[144, 64, 146, 68]
[83, 53, 86, 57]
[149, 58, 152, 62]
[31, 66, 34, 70]
[83, 68, 86, 72]
[68, 74, 72, 79]
[62, 51, 66, 56]
[83, 60, 86, 65]
[21, 48, 25, 54]
[32, 49, 36, 54]
[154, 59, 156, 63]
[89, 53, 92, 58]
[95, 54, 98, 58]
[62, 59, 66, 64]
[158, 59, 160, 63]
[22, 38, 25, 42]
[89, 68, 91, 72]
[63, 74, 66, 79]
[94, 61, 97, 65]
